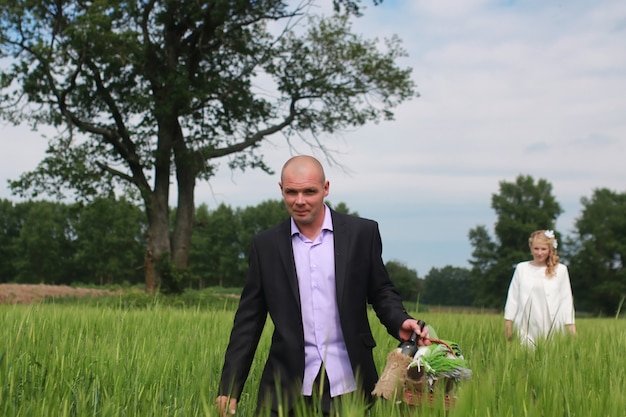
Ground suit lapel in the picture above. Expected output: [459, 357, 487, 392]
[276, 220, 301, 309]
[331, 211, 350, 309]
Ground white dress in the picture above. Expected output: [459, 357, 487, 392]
[504, 261, 575, 347]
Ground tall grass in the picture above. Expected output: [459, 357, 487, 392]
[1, 305, 624, 416]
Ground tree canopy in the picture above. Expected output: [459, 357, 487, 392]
[0, 0, 417, 292]
[563, 188, 626, 315]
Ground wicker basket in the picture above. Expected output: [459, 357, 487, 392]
[403, 390, 457, 410]
[402, 339, 459, 410]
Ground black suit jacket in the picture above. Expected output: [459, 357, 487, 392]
[218, 209, 411, 412]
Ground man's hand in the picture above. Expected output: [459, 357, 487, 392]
[399, 319, 431, 346]
[216, 395, 237, 416]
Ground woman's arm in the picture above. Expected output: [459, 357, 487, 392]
[505, 320, 514, 341]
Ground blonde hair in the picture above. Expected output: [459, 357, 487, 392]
[528, 230, 559, 277]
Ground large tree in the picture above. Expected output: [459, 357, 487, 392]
[0, 0, 416, 292]
[563, 188, 626, 315]
[469, 175, 562, 308]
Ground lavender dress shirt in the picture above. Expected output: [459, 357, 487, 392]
[291, 206, 356, 397]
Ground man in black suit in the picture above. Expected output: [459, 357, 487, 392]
[216, 155, 427, 416]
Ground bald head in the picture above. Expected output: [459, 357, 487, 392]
[280, 155, 326, 185]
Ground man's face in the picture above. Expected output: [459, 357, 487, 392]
[280, 167, 329, 227]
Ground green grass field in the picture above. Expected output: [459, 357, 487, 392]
[1, 304, 624, 416]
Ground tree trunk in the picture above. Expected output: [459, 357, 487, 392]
[171, 152, 197, 270]
[144, 199, 172, 293]
[143, 110, 199, 294]
[168, 128, 202, 292]
[144, 248, 156, 293]
[144, 167, 172, 293]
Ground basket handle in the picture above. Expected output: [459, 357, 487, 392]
[423, 338, 457, 358]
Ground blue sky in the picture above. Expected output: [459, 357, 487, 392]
[1, 0, 625, 276]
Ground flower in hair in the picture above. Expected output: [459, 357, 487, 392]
[544, 230, 558, 248]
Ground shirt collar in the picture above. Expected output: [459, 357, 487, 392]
[290, 204, 333, 236]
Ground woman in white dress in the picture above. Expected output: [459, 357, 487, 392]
[504, 230, 577, 347]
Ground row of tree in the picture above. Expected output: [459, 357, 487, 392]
[0, 197, 145, 286]
[0, 197, 365, 284]
[0, 190, 473, 307]
[1, 175, 624, 315]
[0, 195, 436, 300]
